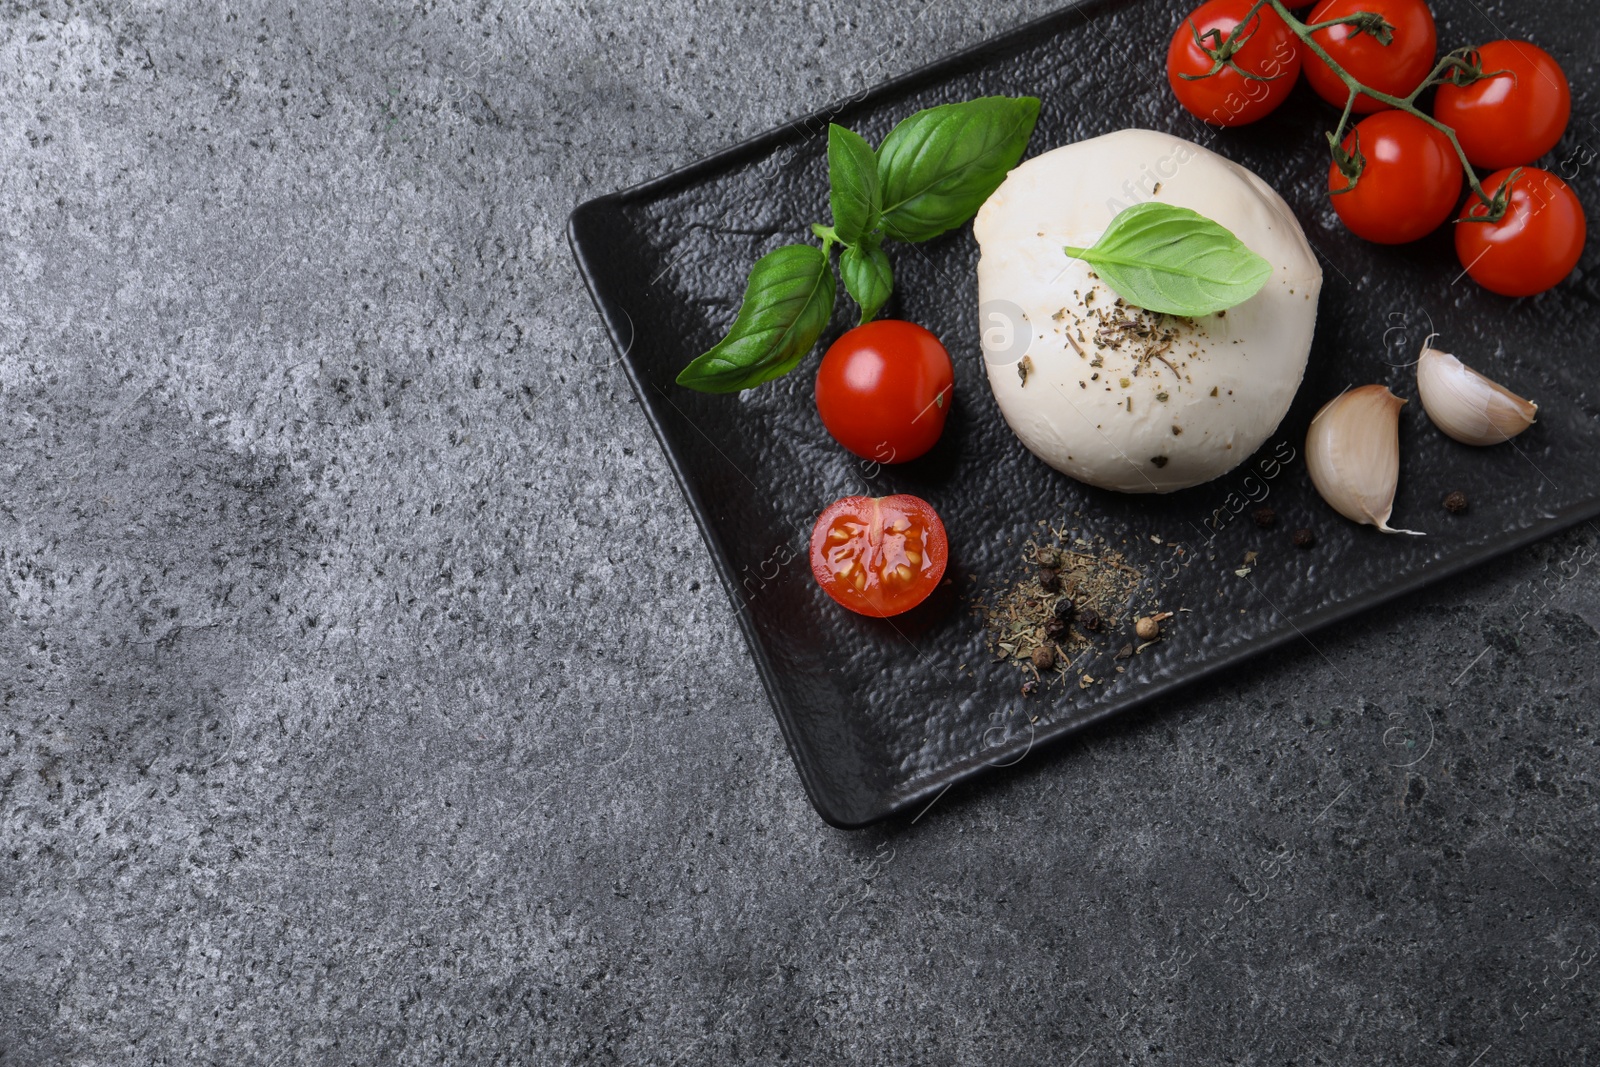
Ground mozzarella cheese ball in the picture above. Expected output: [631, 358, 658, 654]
[975, 128, 1322, 493]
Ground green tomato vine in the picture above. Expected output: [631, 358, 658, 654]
[1191, 0, 1516, 221]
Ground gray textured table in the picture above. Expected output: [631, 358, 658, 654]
[2, 2, 1596, 1063]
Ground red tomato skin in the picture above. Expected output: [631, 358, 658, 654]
[815, 321, 953, 464]
[1167, 0, 1303, 127]
[1434, 40, 1572, 170]
[1456, 168, 1587, 298]
[808, 495, 949, 618]
[1328, 111, 1463, 244]
[1303, 0, 1437, 113]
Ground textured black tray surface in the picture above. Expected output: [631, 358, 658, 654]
[569, 0, 1600, 827]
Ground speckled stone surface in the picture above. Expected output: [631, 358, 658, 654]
[1, 1, 1597, 1064]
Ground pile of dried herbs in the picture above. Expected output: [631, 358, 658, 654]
[981, 528, 1169, 693]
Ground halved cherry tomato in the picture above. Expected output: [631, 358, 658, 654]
[1167, 0, 1304, 127]
[1455, 167, 1586, 298]
[815, 321, 953, 464]
[1303, 0, 1437, 114]
[1434, 40, 1571, 171]
[809, 495, 949, 618]
[1328, 111, 1462, 244]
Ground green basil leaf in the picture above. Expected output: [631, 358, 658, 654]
[1063, 202, 1272, 317]
[840, 242, 893, 325]
[828, 124, 881, 246]
[675, 244, 836, 393]
[876, 96, 1040, 243]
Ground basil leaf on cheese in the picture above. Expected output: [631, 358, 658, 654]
[1063, 202, 1272, 317]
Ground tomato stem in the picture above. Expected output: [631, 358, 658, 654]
[1301, 12, 1393, 44]
[1182, 14, 1282, 84]
[1325, 85, 1362, 190]
[1213, 0, 1510, 221]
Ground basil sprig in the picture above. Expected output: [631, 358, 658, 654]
[877, 96, 1042, 243]
[676, 96, 1040, 393]
[673, 244, 835, 393]
[827, 124, 880, 247]
[839, 243, 893, 325]
[1063, 202, 1272, 318]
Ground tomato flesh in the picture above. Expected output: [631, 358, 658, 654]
[815, 321, 953, 464]
[1456, 168, 1586, 298]
[1328, 111, 1462, 244]
[809, 495, 949, 618]
[1434, 40, 1571, 171]
[1167, 0, 1303, 127]
[1303, 0, 1437, 114]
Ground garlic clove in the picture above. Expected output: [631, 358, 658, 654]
[1416, 345, 1538, 446]
[1305, 385, 1424, 536]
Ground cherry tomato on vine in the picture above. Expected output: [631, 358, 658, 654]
[815, 320, 953, 464]
[1303, 0, 1437, 114]
[1167, 0, 1303, 127]
[1434, 40, 1571, 171]
[1328, 111, 1462, 244]
[809, 495, 949, 618]
[1456, 168, 1586, 298]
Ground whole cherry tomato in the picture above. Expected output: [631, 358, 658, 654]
[1167, 0, 1303, 127]
[809, 495, 949, 618]
[1434, 40, 1572, 170]
[1303, 0, 1437, 113]
[815, 321, 953, 464]
[1328, 111, 1463, 244]
[1456, 167, 1586, 298]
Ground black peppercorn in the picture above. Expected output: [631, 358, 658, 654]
[1044, 614, 1070, 641]
[1053, 597, 1075, 621]
[1039, 567, 1061, 593]
[1292, 528, 1316, 549]
[1078, 606, 1103, 632]
[1444, 491, 1468, 515]
[1253, 506, 1276, 529]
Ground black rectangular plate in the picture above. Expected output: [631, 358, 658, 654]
[569, 0, 1600, 827]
